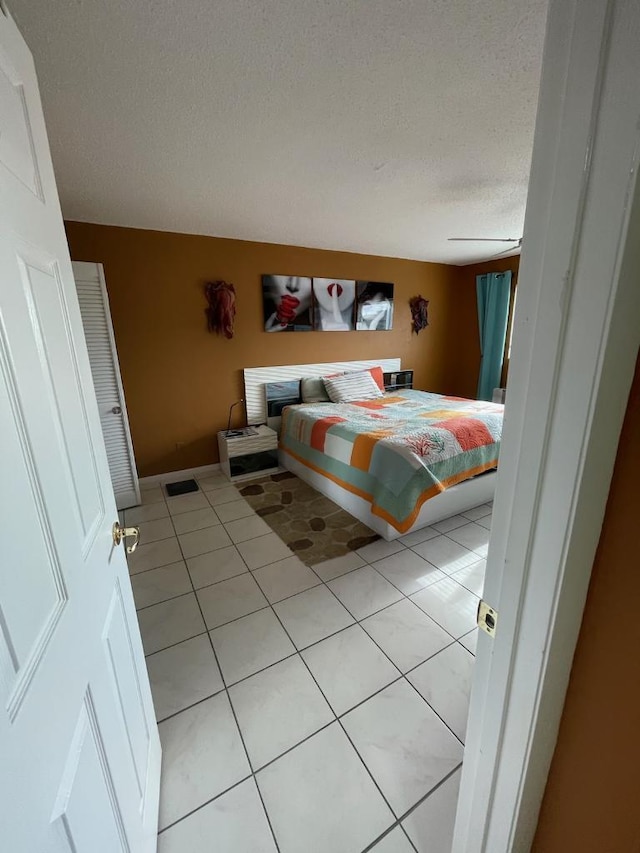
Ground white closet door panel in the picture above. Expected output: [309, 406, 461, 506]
[73, 262, 140, 510]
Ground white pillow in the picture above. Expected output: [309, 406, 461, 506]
[323, 370, 384, 403]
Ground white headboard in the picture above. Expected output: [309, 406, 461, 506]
[243, 358, 402, 425]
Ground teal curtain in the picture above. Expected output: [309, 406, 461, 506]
[476, 271, 512, 400]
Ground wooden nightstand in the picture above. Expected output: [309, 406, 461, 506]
[217, 425, 279, 482]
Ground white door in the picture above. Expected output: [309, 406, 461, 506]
[0, 10, 160, 853]
[454, 0, 640, 849]
[73, 261, 141, 511]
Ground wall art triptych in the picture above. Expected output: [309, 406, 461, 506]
[262, 275, 394, 332]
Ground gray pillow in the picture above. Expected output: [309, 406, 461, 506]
[301, 376, 332, 403]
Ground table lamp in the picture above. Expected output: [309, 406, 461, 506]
[226, 399, 245, 436]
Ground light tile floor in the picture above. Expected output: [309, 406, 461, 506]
[128, 475, 491, 852]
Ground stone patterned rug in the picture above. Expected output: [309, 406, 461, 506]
[238, 471, 379, 566]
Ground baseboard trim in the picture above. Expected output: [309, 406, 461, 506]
[139, 463, 222, 489]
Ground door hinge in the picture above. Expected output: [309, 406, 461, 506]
[477, 599, 498, 638]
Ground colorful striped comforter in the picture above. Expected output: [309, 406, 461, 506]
[279, 389, 503, 532]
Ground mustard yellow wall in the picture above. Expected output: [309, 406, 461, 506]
[65, 222, 481, 476]
[532, 353, 640, 851]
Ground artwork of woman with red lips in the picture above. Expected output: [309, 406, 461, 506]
[262, 275, 313, 332]
[312, 278, 356, 331]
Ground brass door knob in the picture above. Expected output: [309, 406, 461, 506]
[112, 521, 140, 554]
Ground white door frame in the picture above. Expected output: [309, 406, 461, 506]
[454, 1, 640, 850]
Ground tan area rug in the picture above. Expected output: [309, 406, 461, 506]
[238, 471, 379, 566]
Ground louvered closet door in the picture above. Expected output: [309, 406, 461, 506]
[73, 261, 140, 510]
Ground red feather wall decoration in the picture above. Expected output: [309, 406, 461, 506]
[409, 295, 430, 335]
[205, 280, 236, 339]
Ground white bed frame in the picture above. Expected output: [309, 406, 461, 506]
[243, 359, 497, 541]
[281, 449, 496, 541]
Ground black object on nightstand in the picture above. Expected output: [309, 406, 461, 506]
[383, 369, 414, 391]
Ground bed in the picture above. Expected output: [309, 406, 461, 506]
[243, 359, 503, 541]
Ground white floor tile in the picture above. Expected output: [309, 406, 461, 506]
[197, 573, 268, 629]
[207, 486, 241, 507]
[328, 566, 403, 620]
[446, 521, 491, 557]
[431, 514, 469, 534]
[224, 515, 272, 543]
[138, 593, 206, 655]
[172, 507, 221, 535]
[178, 525, 232, 559]
[147, 635, 223, 721]
[370, 827, 416, 852]
[460, 629, 479, 655]
[407, 644, 475, 742]
[252, 556, 320, 603]
[139, 485, 165, 505]
[398, 526, 439, 548]
[197, 472, 232, 492]
[210, 608, 295, 685]
[273, 585, 354, 649]
[131, 562, 192, 610]
[411, 577, 479, 639]
[342, 679, 463, 815]
[124, 501, 169, 525]
[214, 499, 256, 523]
[257, 723, 394, 853]
[311, 551, 366, 581]
[402, 769, 462, 853]
[452, 559, 486, 597]
[302, 624, 400, 716]
[130, 489, 482, 853]
[461, 502, 492, 521]
[158, 692, 250, 829]
[186, 545, 248, 589]
[237, 533, 293, 570]
[167, 492, 210, 516]
[409, 534, 478, 574]
[229, 656, 333, 769]
[158, 778, 277, 853]
[361, 599, 453, 673]
[372, 550, 446, 595]
[356, 539, 405, 564]
[138, 517, 176, 545]
[127, 537, 182, 574]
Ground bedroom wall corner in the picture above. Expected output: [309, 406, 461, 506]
[65, 221, 479, 476]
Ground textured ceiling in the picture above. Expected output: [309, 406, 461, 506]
[10, 0, 547, 264]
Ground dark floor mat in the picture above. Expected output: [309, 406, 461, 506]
[165, 479, 199, 497]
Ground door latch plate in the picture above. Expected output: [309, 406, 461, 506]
[477, 599, 498, 638]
